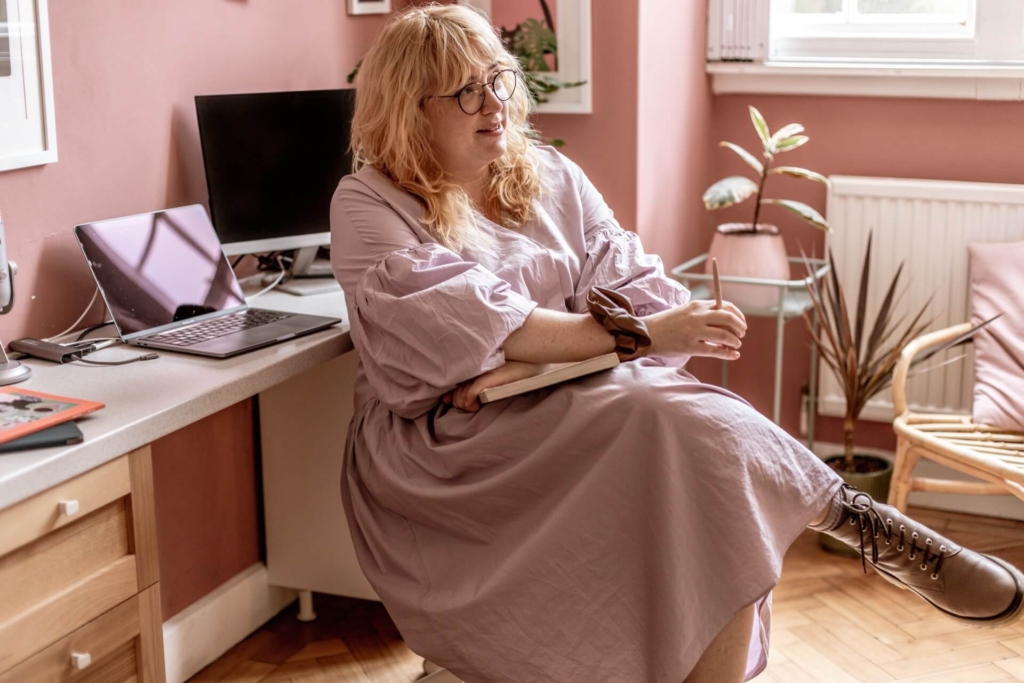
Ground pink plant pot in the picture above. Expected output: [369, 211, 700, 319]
[706, 223, 790, 309]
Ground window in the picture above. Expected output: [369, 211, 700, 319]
[770, 0, 1024, 62]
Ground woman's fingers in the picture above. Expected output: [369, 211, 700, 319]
[701, 326, 742, 349]
[698, 341, 741, 360]
[706, 309, 747, 338]
[452, 381, 482, 412]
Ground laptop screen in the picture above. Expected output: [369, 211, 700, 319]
[75, 205, 246, 339]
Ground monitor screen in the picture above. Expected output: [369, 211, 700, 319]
[74, 205, 246, 338]
[195, 89, 356, 252]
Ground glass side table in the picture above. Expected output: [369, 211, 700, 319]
[669, 255, 830, 449]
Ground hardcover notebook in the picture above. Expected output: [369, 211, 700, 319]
[0, 422, 85, 454]
[0, 388, 104, 446]
[478, 353, 620, 404]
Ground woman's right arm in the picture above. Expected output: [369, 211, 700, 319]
[502, 300, 747, 364]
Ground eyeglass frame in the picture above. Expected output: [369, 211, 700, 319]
[431, 68, 520, 115]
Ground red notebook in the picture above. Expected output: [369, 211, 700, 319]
[0, 388, 104, 445]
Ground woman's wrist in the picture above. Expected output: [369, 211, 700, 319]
[641, 311, 666, 356]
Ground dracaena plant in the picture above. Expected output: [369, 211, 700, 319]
[704, 106, 831, 234]
[803, 232, 997, 473]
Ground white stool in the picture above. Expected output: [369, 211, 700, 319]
[421, 659, 463, 682]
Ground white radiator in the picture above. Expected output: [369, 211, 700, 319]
[706, 0, 769, 62]
[819, 176, 1024, 422]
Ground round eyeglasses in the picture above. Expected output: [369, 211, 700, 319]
[437, 69, 518, 115]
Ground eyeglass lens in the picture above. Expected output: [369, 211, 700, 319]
[459, 70, 517, 114]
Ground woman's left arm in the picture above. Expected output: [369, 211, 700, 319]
[565, 158, 691, 318]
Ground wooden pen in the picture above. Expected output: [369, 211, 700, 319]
[711, 257, 723, 310]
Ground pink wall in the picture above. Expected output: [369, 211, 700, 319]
[636, 0, 712, 262]
[0, 0, 390, 620]
[706, 94, 1024, 451]
[532, 3, 640, 233]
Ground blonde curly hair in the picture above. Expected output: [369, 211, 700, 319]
[350, 3, 541, 253]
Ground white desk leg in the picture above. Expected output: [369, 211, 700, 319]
[297, 590, 317, 621]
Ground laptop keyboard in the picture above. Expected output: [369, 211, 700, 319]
[146, 309, 292, 347]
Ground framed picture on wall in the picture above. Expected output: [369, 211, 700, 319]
[347, 0, 391, 16]
[458, 0, 592, 114]
[0, 0, 57, 172]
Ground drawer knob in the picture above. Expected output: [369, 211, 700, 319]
[59, 500, 81, 517]
[71, 652, 91, 670]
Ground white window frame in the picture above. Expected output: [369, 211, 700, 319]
[707, 0, 1024, 100]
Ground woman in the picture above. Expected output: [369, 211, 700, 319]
[330, 5, 1024, 682]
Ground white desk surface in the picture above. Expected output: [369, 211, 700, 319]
[0, 289, 352, 511]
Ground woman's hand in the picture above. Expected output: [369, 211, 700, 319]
[443, 360, 549, 413]
[643, 300, 747, 360]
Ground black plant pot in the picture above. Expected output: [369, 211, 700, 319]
[818, 454, 894, 558]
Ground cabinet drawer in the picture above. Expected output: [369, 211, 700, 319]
[0, 456, 130, 559]
[0, 500, 139, 674]
[0, 583, 163, 683]
[0, 447, 162, 679]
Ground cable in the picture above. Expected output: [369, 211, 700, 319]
[231, 254, 247, 268]
[248, 256, 287, 300]
[73, 353, 159, 366]
[74, 321, 116, 342]
[44, 289, 100, 342]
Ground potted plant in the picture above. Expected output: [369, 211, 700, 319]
[703, 106, 831, 308]
[803, 233, 992, 556]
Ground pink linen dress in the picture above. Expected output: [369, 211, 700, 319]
[330, 145, 843, 682]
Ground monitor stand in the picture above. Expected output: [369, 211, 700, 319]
[277, 246, 341, 297]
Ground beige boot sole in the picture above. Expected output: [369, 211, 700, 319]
[872, 554, 1024, 629]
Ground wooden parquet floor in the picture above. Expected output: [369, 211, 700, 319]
[191, 506, 1024, 683]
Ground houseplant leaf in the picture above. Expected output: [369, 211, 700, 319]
[775, 136, 809, 152]
[703, 176, 758, 210]
[761, 199, 831, 232]
[749, 106, 771, 150]
[720, 142, 764, 175]
[771, 123, 804, 145]
[769, 167, 830, 185]
[512, 18, 558, 72]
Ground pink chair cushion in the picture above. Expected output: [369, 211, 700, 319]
[969, 241, 1024, 433]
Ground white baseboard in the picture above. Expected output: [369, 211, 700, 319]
[809, 440, 1024, 522]
[162, 563, 297, 683]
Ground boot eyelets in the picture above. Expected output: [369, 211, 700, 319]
[850, 518, 857, 525]
[925, 539, 933, 546]
[921, 564, 928, 570]
[931, 573, 939, 580]
[885, 539, 891, 545]
[898, 544, 904, 551]
[899, 524, 906, 531]
[911, 532, 919, 540]
[908, 553, 916, 560]
[939, 545, 946, 553]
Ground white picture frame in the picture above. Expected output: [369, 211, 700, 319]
[347, 0, 391, 16]
[0, 0, 57, 172]
[459, 0, 592, 114]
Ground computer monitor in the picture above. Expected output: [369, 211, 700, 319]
[195, 89, 356, 278]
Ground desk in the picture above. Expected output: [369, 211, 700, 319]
[0, 289, 360, 683]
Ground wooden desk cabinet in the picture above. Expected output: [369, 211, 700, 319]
[0, 446, 165, 683]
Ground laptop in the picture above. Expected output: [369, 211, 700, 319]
[73, 205, 342, 359]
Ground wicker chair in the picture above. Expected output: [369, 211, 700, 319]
[888, 322, 1024, 511]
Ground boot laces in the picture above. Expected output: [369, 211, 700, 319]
[838, 485, 947, 579]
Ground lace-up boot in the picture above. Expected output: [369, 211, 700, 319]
[822, 485, 1024, 627]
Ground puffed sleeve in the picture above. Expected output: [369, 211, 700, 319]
[565, 158, 691, 316]
[332, 176, 539, 418]
[353, 244, 537, 418]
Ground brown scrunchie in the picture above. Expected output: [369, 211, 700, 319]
[586, 286, 651, 362]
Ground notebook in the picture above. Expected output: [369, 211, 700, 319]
[0, 388, 104, 445]
[478, 353, 619, 404]
[0, 422, 84, 454]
